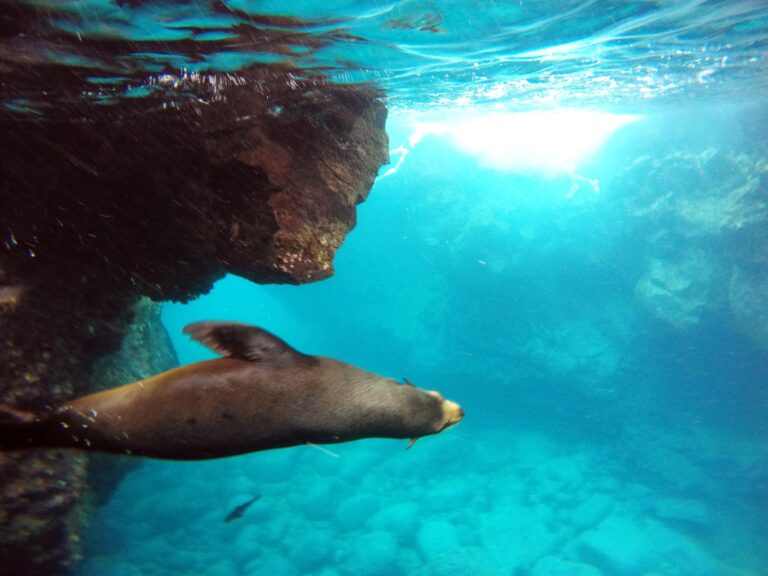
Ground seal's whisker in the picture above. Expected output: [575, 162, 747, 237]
[305, 442, 340, 458]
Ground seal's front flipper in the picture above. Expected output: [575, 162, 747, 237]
[0, 404, 45, 451]
[183, 321, 311, 366]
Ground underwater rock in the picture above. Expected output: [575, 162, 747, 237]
[423, 476, 472, 512]
[480, 506, 557, 571]
[523, 319, 622, 395]
[615, 130, 768, 343]
[0, 298, 175, 575]
[243, 549, 299, 576]
[569, 494, 615, 532]
[728, 265, 768, 351]
[86, 298, 178, 506]
[0, 74, 387, 574]
[420, 546, 501, 576]
[203, 559, 239, 576]
[338, 530, 398, 576]
[531, 555, 604, 576]
[296, 480, 345, 522]
[620, 146, 768, 240]
[417, 519, 461, 561]
[368, 501, 420, 541]
[90, 298, 178, 389]
[635, 249, 719, 330]
[0, 450, 87, 575]
[645, 496, 713, 530]
[0, 290, 131, 575]
[284, 527, 334, 573]
[0, 74, 388, 297]
[577, 515, 654, 573]
[335, 494, 381, 531]
[79, 557, 142, 576]
[577, 514, 718, 575]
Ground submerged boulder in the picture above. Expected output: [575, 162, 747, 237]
[728, 265, 768, 351]
[0, 73, 388, 297]
[616, 123, 768, 346]
[635, 249, 719, 330]
[577, 514, 718, 575]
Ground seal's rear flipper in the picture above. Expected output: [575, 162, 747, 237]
[0, 404, 45, 451]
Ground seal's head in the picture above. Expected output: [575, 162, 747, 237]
[430, 390, 464, 432]
[396, 379, 463, 448]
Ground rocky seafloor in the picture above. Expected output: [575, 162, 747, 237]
[80, 425, 763, 576]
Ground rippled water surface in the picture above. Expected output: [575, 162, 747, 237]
[2, 0, 767, 110]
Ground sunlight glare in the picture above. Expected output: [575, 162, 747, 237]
[411, 110, 642, 175]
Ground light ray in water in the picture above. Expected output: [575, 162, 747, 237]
[384, 109, 641, 177]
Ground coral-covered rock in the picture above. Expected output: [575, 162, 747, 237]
[616, 128, 768, 341]
[0, 297, 175, 574]
[635, 250, 718, 329]
[86, 298, 178, 508]
[0, 74, 388, 298]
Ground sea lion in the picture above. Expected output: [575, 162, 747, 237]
[0, 322, 463, 459]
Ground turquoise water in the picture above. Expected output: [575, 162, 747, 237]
[2, 0, 767, 110]
[81, 105, 768, 575]
[3, 0, 766, 575]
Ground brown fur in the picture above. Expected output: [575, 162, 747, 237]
[1, 323, 463, 460]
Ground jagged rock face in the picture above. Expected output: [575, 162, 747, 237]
[86, 298, 179, 507]
[618, 136, 768, 344]
[0, 75, 388, 299]
[0, 299, 178, 576]
[635, 249, 719, 330]
[0, 76, 388, 575]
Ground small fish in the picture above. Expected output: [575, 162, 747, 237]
[224, 494, 261, 523]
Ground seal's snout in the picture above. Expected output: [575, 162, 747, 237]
[440, 399, 464, 430]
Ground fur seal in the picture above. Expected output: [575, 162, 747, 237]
[0, 322, 463, 460]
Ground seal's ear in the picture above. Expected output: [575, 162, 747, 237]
[183, 322, 307, 364]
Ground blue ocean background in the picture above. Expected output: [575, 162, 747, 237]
[79, 102, 768, 575]
[2, 0, 754, 574]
